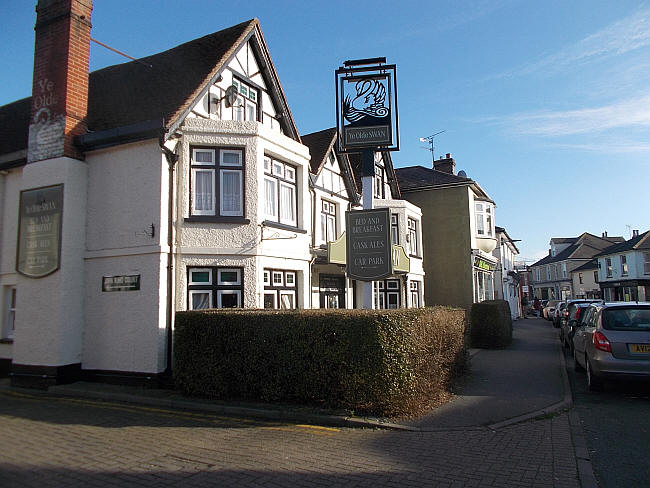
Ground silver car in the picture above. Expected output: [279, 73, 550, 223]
[572, 302, 650, 391]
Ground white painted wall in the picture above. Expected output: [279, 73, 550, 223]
[13, 156, 88, 367]
[83, 139, 169, 373]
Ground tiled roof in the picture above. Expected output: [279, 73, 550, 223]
[301, 128, 337, 175]
[1, 19, 299, 158]
[572, 259, 598, 272]
[596, 230, 650, 256]
[531, 233, 626, 267]
[394, 165, 471, 192]
[0, 98, 30, 159]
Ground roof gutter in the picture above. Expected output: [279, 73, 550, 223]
[75, 119, 165, 152]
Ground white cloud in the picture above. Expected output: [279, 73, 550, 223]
[494, 7, 650, 79]
[506, 94, 650, 136]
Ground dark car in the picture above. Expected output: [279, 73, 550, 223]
[573, 302, 650, 391]
[560, 301, 600, 351]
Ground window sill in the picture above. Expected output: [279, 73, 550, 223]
[0, 338, 14, 344]
[262, 220, 307, 234]
[185, 216, 250, 225]
[409, 254, 422, 259]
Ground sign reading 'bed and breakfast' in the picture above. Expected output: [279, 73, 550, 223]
[345, 208, 392, 281]
[16, 184, 64, 278]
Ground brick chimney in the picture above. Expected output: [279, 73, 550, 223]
[28, 0, 92, 163]
[433, 153, 456, 174]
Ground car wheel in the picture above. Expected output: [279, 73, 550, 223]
[586, 357, 603, 391]
[573, 348, 584, 371]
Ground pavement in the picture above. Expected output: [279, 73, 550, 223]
[0, 317, 599, 487]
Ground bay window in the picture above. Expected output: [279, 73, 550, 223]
[187, 267, 243, 310]
[190, 148, 243, 218]
[264, 156, 297, 227]
[475, 202, 493, 237]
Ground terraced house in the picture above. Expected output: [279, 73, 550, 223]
[595, 230, 650, 302]
[0, 1, 423, 387]
[530, 233, 624, 300]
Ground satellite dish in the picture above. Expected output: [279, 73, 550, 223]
[458, 170, 467, 178]
[224, 85, 238, 107]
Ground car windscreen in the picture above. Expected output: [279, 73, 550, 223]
[602, 307, 650, 331]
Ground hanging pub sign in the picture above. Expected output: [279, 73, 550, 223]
[335, 57, 399, 152]
[346, 208, 393, 281]
[16, 184, 64, 278]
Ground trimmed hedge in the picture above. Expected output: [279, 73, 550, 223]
[174, 307, 467, 417]
[469, 300, 513, 349]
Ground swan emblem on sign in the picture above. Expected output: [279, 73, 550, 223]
[343, 79, 389, 123]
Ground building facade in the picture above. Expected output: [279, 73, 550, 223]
[530, 233, 624, 300]
[596, 230, 650, 302]
[0, 3, 423, 386]
[395, 155, 499, 312]
[493, 226, 521, 319]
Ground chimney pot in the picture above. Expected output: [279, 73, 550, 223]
[446, 153, 451, 158]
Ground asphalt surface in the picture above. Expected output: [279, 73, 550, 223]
[0, 317, 598, 487]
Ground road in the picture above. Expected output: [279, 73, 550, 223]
[0, 388, 579, 488]
[564, 343, 650, 488]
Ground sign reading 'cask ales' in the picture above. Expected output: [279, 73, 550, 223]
[17, 184, 64, 278]
[345, 208, 393, 281]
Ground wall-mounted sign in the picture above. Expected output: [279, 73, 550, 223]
[16, 184, 64, 278]
[474, 256, 496, 272]
[102, 275, 141, 292]
[335, 58, 399, 153]
[345, 208, 392, 281]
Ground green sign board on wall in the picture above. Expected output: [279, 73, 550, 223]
[16, 184, 64, 278]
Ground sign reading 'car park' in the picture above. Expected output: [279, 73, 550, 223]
[345, 208, 392, 281]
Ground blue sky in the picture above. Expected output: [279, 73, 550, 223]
[2, 0, 649, 262]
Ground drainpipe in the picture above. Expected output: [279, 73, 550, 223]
[160, 136, 179, 381]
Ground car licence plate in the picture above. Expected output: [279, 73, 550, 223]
[630, 344, 650, 353]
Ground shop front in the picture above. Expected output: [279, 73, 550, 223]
[472, 253, 497, 303]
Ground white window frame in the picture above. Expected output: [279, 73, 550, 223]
[562, 263, 567, 279]
[285, 272, 296, 287]
[279, 290, 296, 309]
[263, 270, 270, 286]
[546, 266, 551, 281]
[606, 257, 613, 278]
[219, 169, 243, 216]
[189, 268, 213, 286]
[218, 268, 241, 286]
[407, 218, 419, 256]
[220, 149, 242, 166]
[475, 202, 493, 237]
[190, 147, 244, 218]
[264, 157, 298, 227]
[321, 200, 337, 244]
[409, 280, 420, 308]
[644, 252, 650, 275]
[272, 271, 284, 286]
[189, 290, 213, 310]
[191, 168, 216, 215]
[620, 255, 628, 276]
[217, 289, 241, 308]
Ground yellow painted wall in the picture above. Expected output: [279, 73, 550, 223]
[402, 185, 475, 311]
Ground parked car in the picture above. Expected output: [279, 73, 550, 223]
[552, 302, 568, 328]
[560, 302, 596, 351]
[543, 300, 561, 320]
[572, 302, 650, 391]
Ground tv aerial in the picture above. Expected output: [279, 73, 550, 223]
[419, 130, 445, 165]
